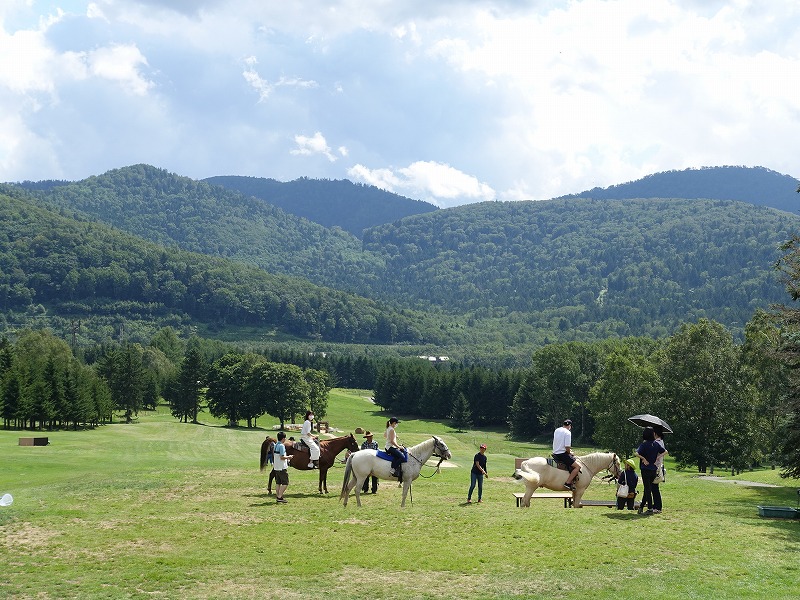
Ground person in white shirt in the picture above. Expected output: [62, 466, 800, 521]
[272, 431, 292, 503]
[300, 411, 320, 469]
[552, 419, 580, 490]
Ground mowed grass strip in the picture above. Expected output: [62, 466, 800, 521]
[1, 389, 798, 599]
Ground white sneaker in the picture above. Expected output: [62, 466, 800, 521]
[308, 462, 314, 468]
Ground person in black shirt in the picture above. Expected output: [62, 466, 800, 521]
[467, 444, 488, 504]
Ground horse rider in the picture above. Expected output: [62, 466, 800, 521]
[553, 419, 579, 490]
[384, 417, 405, 482]
[301, 410, 320, 469]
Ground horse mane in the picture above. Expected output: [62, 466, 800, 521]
[576, 451, 618, 476]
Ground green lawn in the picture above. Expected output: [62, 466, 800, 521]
[1, 390, 798, 599]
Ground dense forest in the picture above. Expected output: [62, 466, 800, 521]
[557, 166, 800, 214]
[203, 175, 438, 236]
[363, 197, 796, 337]
[0, 189, 430, 345]
[5, 165, 386, 298]
[5, 165, 799, 354]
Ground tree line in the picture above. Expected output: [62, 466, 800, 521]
[374, 313, 793, 476]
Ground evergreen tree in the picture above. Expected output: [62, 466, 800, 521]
[167, 348, 206, 424]
[450, 392, 472, 432]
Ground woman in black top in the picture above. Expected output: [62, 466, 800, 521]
[467, 444, 488, 503]
[636, 427, 666, 514]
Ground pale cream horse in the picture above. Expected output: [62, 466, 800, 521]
[514, 452, 621, 507]
[340, 436, 451, 507]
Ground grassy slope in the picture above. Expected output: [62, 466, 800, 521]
[1, 390, 798, 599]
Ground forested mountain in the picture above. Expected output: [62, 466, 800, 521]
[5, 164, 800, 356]
[556, 166, 800, 214]
[6, 164, 385, 297]
[0, 187, 430, 345]
[203, 175, 437, 236]
[362, 198, 798, 338]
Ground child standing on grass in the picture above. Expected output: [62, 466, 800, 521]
[273, 431, 292, 504]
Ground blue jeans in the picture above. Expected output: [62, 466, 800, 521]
[468, 471, 484, 501]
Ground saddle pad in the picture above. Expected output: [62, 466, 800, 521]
[376, 449, 408, 463]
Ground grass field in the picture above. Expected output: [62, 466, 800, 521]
[1, 389, 799, 599]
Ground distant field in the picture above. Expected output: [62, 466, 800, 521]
[1, 390, 798, 599]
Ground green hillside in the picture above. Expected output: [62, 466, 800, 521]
[7, 164, 386, 298]
[557, 165, 800, 213]
[363, 197, 798, 338]
[5, 165, 800, 353]
[203, 175, 438, 236]
[0, 188, 430, 345]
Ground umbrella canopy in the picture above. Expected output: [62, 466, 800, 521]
[628, 414, 673, 434]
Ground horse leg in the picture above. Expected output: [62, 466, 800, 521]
[572, 484, 587, 508]
[353, 473, 363, 507]
[319, 468, 325, 494]
[400, 480, 411, 507]
[519, 471, 540, 508]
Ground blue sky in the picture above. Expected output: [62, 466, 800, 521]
[2, 0, 799, 207]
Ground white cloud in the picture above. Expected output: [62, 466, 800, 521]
[1, 0, 800, 203]
[291, 131, 338, 162]
[349, 160, 495, 208]
[242, 56, 318, 102]
[84, 44, 154, 96]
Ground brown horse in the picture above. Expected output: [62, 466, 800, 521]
[261, 433, 360, 494]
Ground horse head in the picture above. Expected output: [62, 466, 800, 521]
[346, 433, 360, 453]
[601, 453, 622, 482]
[432, 436, 451, 460]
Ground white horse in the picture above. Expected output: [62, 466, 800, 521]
[340, 436, 451, 507]
[514, 452, 620, 508]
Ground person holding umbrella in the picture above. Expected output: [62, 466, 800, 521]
[636, 427, 666, 514]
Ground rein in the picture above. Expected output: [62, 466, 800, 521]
[406, 439, 447, 478]
[576, 454, 620, 483]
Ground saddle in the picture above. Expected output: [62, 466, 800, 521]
[549, 455, 580, 482]
[376, 448, 408, 463]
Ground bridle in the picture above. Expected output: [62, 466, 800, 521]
[408, 437, 449, 477]
[600, 454, 622, 482]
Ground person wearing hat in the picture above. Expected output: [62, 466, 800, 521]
[384, 417, 405, 482]
[359, 431, 380, 494]
[552, 419, 580, 490]
[616, 458, 639, 510]
[467, 443, 488, 504]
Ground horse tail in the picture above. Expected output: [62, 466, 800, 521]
[515, 469, 540, 487]
[259, 439, 270, 472]
[340, 453, 353, 501]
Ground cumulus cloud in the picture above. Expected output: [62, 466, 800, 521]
[349, 161, 495, 208]
[1, 0, 800, 202]
[291, 131, 341, 162]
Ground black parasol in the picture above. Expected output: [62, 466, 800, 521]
[628, 413, 673, 434]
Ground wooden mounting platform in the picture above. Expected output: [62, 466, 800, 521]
[513, 492, 573, 508]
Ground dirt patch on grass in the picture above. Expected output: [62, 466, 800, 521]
[0, 522, 59, 551]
